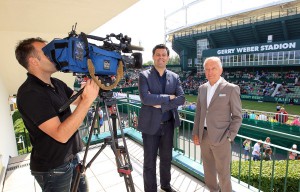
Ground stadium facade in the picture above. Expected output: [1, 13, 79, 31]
[167, 0, 300, 104]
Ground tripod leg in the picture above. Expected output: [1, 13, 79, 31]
[104, 99, 135, 192]
[86, 142, 108, 168]
[71, 163, 82, 192]
[117, 149, 135, 192]
[72, 97, 101, 192]
[123, 173, 135, 192]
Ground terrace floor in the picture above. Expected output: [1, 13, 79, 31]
[3, 138, 210, 192]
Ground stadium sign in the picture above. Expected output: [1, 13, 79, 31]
[204, 39, 300, 56]
[241, 95, 299, 105]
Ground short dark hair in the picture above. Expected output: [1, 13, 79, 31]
[15, 37, 47, 69]
[152, 44, 169, 56]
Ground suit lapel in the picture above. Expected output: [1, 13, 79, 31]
[150, 67, 163, 93]
[165, 71, 171, 93]
[208, 79, 227, 108]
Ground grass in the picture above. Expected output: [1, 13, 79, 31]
[185, 95, 300, 115]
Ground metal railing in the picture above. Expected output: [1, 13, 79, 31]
[242, 108, 300, 125]
[13, 96, 300, 191]
[120, 99, 300, 192]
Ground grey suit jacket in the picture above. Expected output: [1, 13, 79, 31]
[137, 67, 185, 135]
[192, 78, 242, 146]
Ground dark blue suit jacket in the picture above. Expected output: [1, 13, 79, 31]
[138, 67, 185, 135]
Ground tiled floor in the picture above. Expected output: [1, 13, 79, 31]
[3, 138, 209, 192]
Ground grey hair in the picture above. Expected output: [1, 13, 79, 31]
[203, 56, 223, 69]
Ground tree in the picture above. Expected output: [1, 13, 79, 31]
[143, 55, 180, 66]
[143, 60, 153, 66]
[168, 55, 180, 65]
[12, 109, 31, 154]
[12, 109, 22, 124]
[14, 118, 25, 133]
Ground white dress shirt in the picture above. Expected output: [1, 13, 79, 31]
[204, 77, 222, 127]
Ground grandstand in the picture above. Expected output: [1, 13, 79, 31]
[167, 0, 300, 105]
[162, 0, 300, 152]
[163, 2, 300, 189]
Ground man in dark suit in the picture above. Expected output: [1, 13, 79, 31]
[192, 57, 242, 192]
[138, 44, 185, 192]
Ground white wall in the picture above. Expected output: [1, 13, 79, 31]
[0, 76, 18, 168]
[0, 31, 76, 96]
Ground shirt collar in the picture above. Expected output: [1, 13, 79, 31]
[207, 77, 222, 88]
[27, 73, 54, 88]
[153, 67, 167, 77]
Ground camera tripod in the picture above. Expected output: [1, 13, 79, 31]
[66, 91, 135, 192]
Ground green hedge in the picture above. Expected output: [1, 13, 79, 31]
[231, 160, 300, 192]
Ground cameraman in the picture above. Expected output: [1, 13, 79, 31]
[15, 37, 99, 191]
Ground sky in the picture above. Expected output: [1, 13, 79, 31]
[91, 0, 289, 62]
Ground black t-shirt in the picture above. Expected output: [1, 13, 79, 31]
[17, 73, 83, 172]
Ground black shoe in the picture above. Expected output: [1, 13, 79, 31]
[161, 186, 176, 192]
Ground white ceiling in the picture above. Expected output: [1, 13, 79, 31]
[0, 0, 139, 34]
[0, 0, 139, 95]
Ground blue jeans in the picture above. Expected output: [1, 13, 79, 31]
[31, 156, 88, 192]
[253, 155, 261, 161]
[244, 149, 249, 157]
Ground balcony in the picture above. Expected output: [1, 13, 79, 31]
[3, 138, 210, 192]
[3, 98, 300, 192]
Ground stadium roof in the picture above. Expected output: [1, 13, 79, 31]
[166, 0, 297, 37]
[170, 0, 300, 51]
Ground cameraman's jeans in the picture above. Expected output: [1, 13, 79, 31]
[31, 156, 88, 192]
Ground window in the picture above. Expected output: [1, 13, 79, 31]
[194, 58, 200, 66]
[188, 58, 193, 67]
[295, 50, 300, 60]
[289, 51, 295, 60]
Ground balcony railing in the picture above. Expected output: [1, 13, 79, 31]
[117, 98, 300, 192]
[13, 96, 300, 191]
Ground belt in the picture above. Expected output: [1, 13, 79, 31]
[204, 127, 207, 130]
[160, 119, 172, 125]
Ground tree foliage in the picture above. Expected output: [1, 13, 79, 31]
[143, 55, 180, 66]
[14, 118, 25, 133]
[12, 109, 31, 154]
[12, 109, 22, 124]
[168, 55, 180, 65]
[143, 60, 153, 66]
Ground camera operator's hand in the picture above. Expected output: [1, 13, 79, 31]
[81, 79, 99, 105]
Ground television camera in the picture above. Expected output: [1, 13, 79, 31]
[43, 25, 142, 192]
[42, 24, 143, 90]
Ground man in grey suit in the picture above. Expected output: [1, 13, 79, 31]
[138, 44, 185, 192]
[192, 57, 242, 192]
